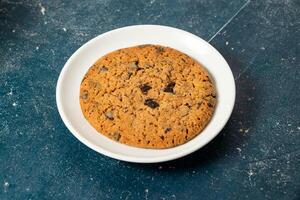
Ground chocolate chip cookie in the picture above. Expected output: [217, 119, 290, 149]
[80, 44, 216, 149]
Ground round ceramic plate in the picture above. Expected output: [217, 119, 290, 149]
[56, 25, 235, 163]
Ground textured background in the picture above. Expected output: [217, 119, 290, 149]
[0, 0, 299, 199]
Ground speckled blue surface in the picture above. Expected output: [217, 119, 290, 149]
[0, 0, 299, 199]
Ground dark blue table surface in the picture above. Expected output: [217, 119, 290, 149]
[0, 0, 299, 199]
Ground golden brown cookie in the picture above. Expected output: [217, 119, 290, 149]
[80, 45, 216, 149]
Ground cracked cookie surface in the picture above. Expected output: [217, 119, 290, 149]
[80, 44, 216, 149]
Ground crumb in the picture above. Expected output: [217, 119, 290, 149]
[39, 3, 46, 15]
[7, 89, 13, 96]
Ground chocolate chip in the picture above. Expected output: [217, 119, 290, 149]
[144, 99, 159, 109]
[129, 61, 143, 71]
[110, 132, 121, 141]
[185, 103, 191, 108]
[136, 67, 143, 71]
[163, 82, 176, 93]
[105, 111, 114, 120]
[156, 46, 165, 54]
[208, 98, 215, 107]
[135, 61, 144, 71]
[160, 135, 165, 140]
[123, 72, 133, 80]
[197, 101, 203, 108]
[81, 90, 88, 99]
[100, 66, 108, 72]
[139, 84, 152, 94]
[127, 72, 133, 79]
[164, 128, 171, 133]
[129, 62, 138, 70]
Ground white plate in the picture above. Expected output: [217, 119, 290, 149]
[56, 25, 235, 163]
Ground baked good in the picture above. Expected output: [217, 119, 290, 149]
[80, 44, 216, 148]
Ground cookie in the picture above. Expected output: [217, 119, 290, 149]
[80, 44, 216, 149]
